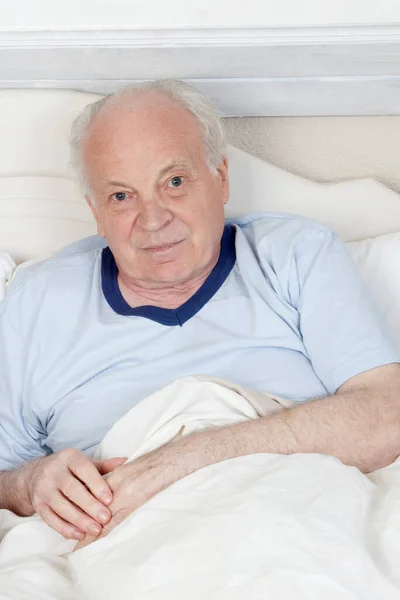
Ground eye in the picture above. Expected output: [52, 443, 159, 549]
[167, 176, 184, 188]
[112, 192, 128, 202]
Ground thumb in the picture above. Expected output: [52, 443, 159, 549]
[94, 456, 127, 475]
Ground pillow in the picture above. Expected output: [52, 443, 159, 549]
[0, 89, 101, 179]
[0, 253, 16, 302]
[227, 146, 400, 242]
[347, 232, 400, 351]
[0, 176, 96, 264]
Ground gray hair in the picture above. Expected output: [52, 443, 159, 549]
[70, 79, 227, 193]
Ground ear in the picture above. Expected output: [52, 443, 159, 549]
[86, 195, 105, 238]
[216, 157, 229, 205]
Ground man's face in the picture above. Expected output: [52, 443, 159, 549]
[83, 95, 229, 289]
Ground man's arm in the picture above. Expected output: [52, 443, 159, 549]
[77, 363, 400, 548]
[187, 363, 400, 475]
[0, 286, 128, 540]
[0, 467, 32, 516]
[154, 364, 400, 476]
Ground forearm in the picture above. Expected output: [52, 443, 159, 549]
[75, 374, 400, 543]
[0, 464, 35, 516]
[175, 386, 400, 476]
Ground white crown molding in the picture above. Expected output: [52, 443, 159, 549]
[1, 24, 400, 47]
[1, 24, 400, 116]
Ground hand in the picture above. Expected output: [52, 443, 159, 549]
[75, 438, 194, 549]
[21, 448, 126, 541]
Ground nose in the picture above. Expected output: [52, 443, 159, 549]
[136, 197, 173, 232]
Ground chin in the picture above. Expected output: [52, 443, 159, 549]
[146, 261, 193, 286]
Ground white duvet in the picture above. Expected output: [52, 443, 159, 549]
[1, 376, 400, 600]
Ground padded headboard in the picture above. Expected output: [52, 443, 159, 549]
[1, 89, 400, 262]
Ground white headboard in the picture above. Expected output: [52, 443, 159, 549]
[1, 89, 400, 263]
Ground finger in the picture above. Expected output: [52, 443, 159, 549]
[73, 531, 99, 552]
[39, 503, 85, 541]
[74, 507, 133, 551]
[68, 453, 114, 506]
[60, 476, 112, 526]
[94, 457, 127, 475]
[97, 507, 132, 540]
[50, 491, 104, 537]
[101, 464, 126, 489]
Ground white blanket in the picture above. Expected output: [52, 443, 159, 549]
[1, 376, 400, 599]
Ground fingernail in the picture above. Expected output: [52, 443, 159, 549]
[89, 524, 102, 536]
[101, 493, 112, 505]
[99, 510, 110, 524]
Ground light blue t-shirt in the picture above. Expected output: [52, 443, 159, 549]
[1, 213, 398, 470]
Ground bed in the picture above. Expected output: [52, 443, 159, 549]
[1, 25, 400, 599]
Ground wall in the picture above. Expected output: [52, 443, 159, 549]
[224, 116, 400, 194]
[2, 0, 400, 29]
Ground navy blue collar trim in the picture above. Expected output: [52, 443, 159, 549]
[101, 225, 236, 326]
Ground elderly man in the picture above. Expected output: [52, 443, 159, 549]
[0, 79, 399, 545]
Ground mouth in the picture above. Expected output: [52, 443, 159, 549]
[142, 240, 184, 254]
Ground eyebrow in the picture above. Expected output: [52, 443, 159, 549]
[106, 180, 134, 190]
[158, 161, 193, 178]
[104, 162, 193, 191]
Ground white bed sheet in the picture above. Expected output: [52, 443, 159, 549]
[1, 377, 400, 600]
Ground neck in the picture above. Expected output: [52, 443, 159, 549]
[117, 264, 216, 310]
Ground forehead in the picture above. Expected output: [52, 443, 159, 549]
[83, 96, 206, 177]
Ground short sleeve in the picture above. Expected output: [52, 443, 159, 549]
[289, 228, 400, 394]
[0, 299, 47, 470]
